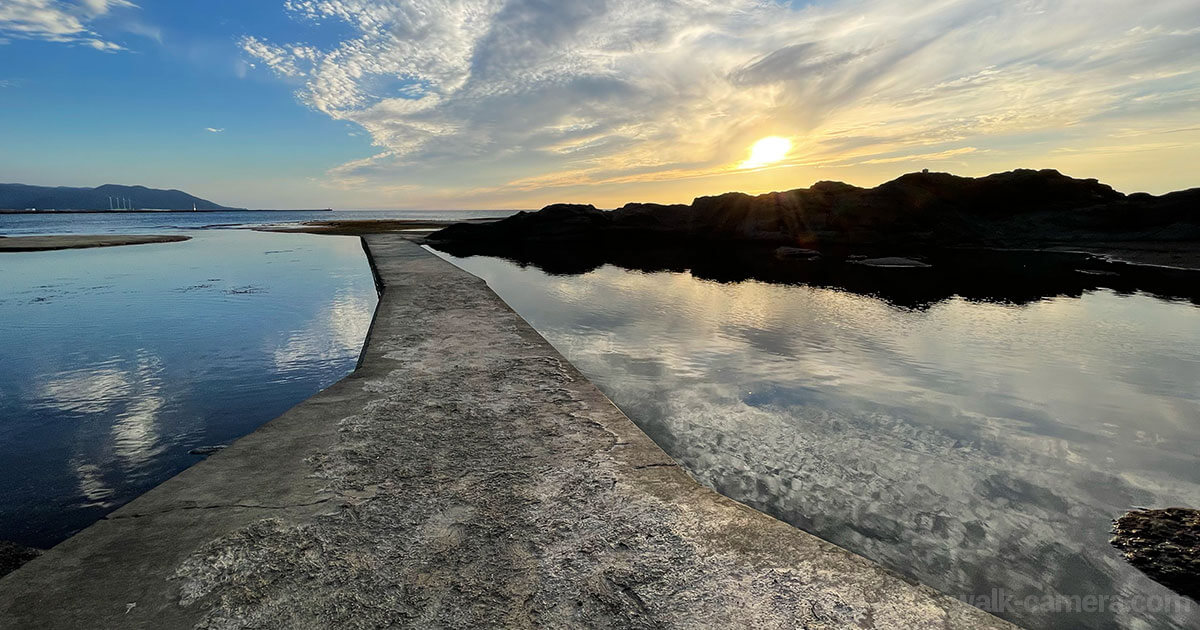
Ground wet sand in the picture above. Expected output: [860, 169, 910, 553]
[253, 218, 500, 236]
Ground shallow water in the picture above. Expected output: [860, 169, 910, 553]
[434, 248, 1200, 630]
[0, 230, 377, 547]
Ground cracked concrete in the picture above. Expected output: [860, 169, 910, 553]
[0, 235, 1015, 628]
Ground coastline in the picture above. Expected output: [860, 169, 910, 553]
[0, 234, 191, 252]
[0, 210, 250, 214]
[0, 233, 1012, 628]
[252, 218, 502, 235]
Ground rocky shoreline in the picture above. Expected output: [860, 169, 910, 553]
[1111, 508, 1200, 601]
[429, 169, 1199, 266]
[426, 169, 1200, 308]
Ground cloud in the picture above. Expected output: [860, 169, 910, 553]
[0, 0, 137, 51]
[205, 127, 225, 133]
[243, 0, 1200, 205]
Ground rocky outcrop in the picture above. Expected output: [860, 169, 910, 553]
[430, 169, 1200, 249]
[852, 257, 932, 268]
[1111, 508, 1200, 601]
[0, 542, 41, 578]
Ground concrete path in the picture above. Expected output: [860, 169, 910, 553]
[0, 235, 1015, 629]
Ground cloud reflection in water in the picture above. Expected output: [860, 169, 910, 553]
[438, 251, 1200, 630]
[0, 230, 377, 547]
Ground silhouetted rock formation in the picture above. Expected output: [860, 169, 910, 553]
[0, 542, 41, 578]
[0, 183, 239, 211]
[431, 169, 1199, 248]
[428, 169, 1200, 308]
[1111, 508, 1199, 601]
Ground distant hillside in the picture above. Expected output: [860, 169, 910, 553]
[0, 184, 240, 211]
[431, 169, 1200, 248]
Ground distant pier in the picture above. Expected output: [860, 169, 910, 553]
[0, 235, 1013, 628]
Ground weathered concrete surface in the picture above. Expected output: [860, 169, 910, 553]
[0, 235, 1015, 629]
[0, 234, 190, 251]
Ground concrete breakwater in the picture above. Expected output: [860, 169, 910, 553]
[0, 235, 1014, 628]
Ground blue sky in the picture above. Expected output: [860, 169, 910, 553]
[0, 2, 375, 207]
[2, 1, 1199, 209]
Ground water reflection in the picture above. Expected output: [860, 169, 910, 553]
[434, 249, 1200, 630]
[37, 363, 135, 414]
[273, 290, 375, 372]
[0, 231, 376, 547]
[430, 239, 1200, 309]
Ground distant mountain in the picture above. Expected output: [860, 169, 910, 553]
[0, 183, 241, 211]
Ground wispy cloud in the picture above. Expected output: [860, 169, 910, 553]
[0, 0, 137, 51]
[243, 0, 1200, 205]
[204, 127, 225, 133]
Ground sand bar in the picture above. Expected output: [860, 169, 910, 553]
[0, 234, 190, 252]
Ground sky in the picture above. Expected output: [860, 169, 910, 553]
[1, 0, 1198, 210]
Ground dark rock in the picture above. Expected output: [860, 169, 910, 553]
[853, 257, 931, 268]
[188, 445, 228, 456]
[773, 246, 821, 259]
[429, 169, 1200, 249]
[433, 203, 612, 242]
[1110, 507, 1200, 601]
[0, 542, 42, 578]
[427, 168, 1200, 310]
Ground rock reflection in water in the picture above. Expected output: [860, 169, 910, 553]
[433, 246, 1200, 630]
[430, 239, 1200, 309]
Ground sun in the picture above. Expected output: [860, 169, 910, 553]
[740, 136, 792, 169]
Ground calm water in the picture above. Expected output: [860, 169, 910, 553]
[434, 248, 1200, 630]
[0, 229, 377, 547]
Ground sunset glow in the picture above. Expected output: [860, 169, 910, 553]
[741, 137, 793, 169]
